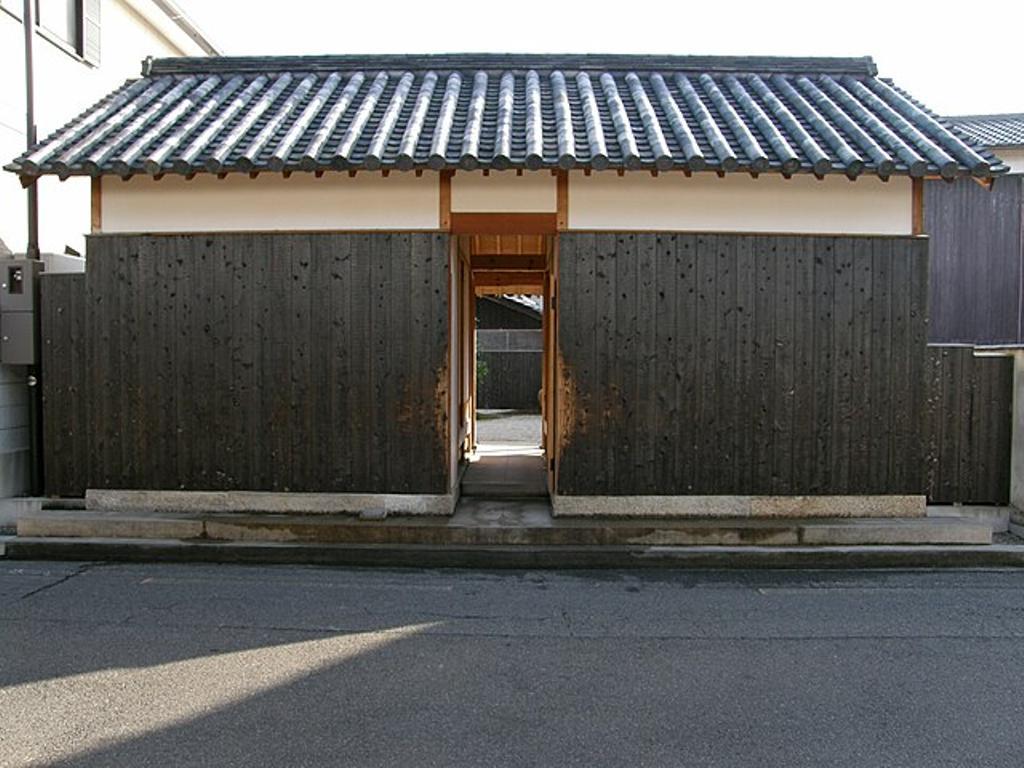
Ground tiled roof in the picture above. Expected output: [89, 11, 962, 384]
[947, 113, 1024, 148]
[5, 53, 1005, 180]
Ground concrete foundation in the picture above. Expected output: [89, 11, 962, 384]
[85, 490, 457, 516]
[551, 495, 926, 519]
[1011, 352, 1024, 512]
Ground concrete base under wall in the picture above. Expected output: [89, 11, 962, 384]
[85, 490, 457, 516]
[1012, 352, 1024, 512]
[551, 495, 926, 519]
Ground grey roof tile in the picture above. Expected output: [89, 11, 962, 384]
[5, 53, 1006, 179]
[947, 113, 1024, 148]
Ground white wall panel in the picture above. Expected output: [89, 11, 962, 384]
[451, 171, 556, 212]
[568, 172, 913, 235]
[102, 173, 440, 232]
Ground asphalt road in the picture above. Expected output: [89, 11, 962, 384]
[1, 563, 1023, 767]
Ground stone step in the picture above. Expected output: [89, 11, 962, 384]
[4, 537, 1021, 570]
[459, 482, 549, 498]
[16, 509, 992, 547]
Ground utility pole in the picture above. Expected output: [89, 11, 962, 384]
[23, 0, 39, 259]
[22, 0, 42, 496]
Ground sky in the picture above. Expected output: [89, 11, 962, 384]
[177, 0, 1021, 117]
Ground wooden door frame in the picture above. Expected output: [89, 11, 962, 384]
[452, 232, 556, 481]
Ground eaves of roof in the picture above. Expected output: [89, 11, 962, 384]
[5, 53, 1005, 181]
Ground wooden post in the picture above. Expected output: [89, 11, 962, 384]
[439, 170, 452, 231]
[556, 170, 568, 231]
[90, 176, 102, 233]
[912, 177, 924, 235]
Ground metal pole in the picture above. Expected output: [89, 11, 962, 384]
[23, 0, 39, 259]
[23, 0, 43, 496]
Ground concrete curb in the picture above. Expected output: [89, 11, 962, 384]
[6, 537, 1024, 569]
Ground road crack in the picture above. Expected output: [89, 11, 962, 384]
[18, 562, 99, 600]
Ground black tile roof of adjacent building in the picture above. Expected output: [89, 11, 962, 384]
[5, 53, 1006, 180]
[947, 113, 1024, 148]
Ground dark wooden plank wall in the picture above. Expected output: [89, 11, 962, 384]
[41, 233, 450, 497]
[476, 297, 542, 329]
[40, 273, 89, 497]
[925, 176, 1024, 345]
[476, 351, 543, 410]
[924, 347, 1013, 504]
[557, 233, 931, 496]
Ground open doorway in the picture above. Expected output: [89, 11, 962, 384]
[454, 233, 556, 499]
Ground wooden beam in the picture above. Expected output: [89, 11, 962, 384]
[472, 271, 546, 291]
[471, 254, 546, 271]
[470, 234, 546, 256]
[90, 176, 102, 234]
[556, 170, 568, 231]
[439, 170, 453, 231]
[475, 284, 544, 296]
[450, 212, 557, 235]
[912, 177, 924, 235]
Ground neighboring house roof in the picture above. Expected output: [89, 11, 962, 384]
[947, 113, 1024, 148]
[5, 53, 1003, 181]
[496, 295, 543, 316]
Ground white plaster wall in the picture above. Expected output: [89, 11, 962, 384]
[451, 171, 556, 212]
[0, 0, 205, 257]
[101, 173, 441, 232]
[568, 172, 913, 235]
[994, 148, 1024, 175]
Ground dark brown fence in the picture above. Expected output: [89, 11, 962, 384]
[557, 232, 931, 496]
[41, 233, 450, 497]
[477, 329, 542, 410]
[925, 347, 1013, 504]
[925, 176, 1024, 345]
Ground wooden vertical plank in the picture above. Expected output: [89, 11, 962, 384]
[235, 233, 257, 489]
[848, 237, 874, 491]
[349, 234, 371, 489]
[653, 233, 677, 489]
[591, 232, 615, 494]
[695, 235, 717, 491]
[439, 170, 452, 231]
[889, 242, 914, 492]
[733, 234, 756, 494]
[714, 234, 737, 491]
[676, 234, 698, 493]
[370, 233, 390, 491]
[388, 232, 413, 492]
[830, 237, 855, 493]
[268, 234, 293, 490]
[771, 236, 795, 493]
[791, 236, 816, 492]
[867, 237, 892, 490]
[911, 178, 924, 236]
[752, 234, 776, 494]
[434, 233, 452, 492]
[809, 237, 835, 493]
[288, 234, 313, 489]
[905, 238, 930, 492]
[636, 233, 657, 489]
[334, 234, 355, 489]
[90, 177, 102, 234]
[612, 234, 635, 492]
[556, 170, 569, 231]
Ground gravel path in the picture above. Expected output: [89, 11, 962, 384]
[476, 410, 541, 445]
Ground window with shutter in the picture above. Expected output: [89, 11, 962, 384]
[36, 0, 80, 49]
[20, 0, 99, 65]
[81, 0, 99, 65]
